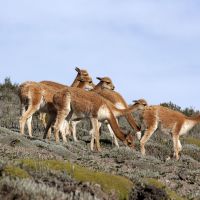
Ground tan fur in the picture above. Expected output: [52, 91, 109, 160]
[18, 73, 93, 140]
[18, 81, 57, 137]
[138, 105, 200, 160]
[53, 86, 146, 151]
[92, 77, 141, 147]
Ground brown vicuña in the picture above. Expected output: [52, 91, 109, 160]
[93, 77, 141, 147]
[138, 105, 200, 160]
[71, 76, 142, 148]
[18, 74, 93, 140]
[39, 67, 93, 141]
[53, 86, 147, 151]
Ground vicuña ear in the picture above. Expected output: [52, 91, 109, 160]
[96, 77, 102, 81]
[75, 67, 81, 72]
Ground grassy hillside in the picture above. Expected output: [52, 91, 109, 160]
[0, 78, 199, 200]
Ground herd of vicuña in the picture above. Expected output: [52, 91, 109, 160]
[18, 67, 200, 160]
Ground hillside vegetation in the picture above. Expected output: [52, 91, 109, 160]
[0, 78, 199, 200]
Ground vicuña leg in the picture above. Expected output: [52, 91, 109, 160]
[178, 139, 182, 152]
[172, 123, 182, 160]
[90, 128, 95, 151]
[54, 110, 69, 143]
[71, 121, 79, 142]
[107, 123, 119, 148]
[26, 116, 33, 137]
[19, 105, 39, 136]
[90, 118, 101, 151]
[140, 122, 158, 156]
[60, 120, 69, 143]
[172, 134, 181, 160]
[53, 92, 71, 143]
[39, 113, 47, 128]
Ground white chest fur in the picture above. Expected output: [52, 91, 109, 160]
[98, 105, 110, 120]
[179, 120, 195, 135]
[115, 102, 125, 109]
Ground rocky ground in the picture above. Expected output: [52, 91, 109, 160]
[0, 122, 200, 200]
[0, 81, 200, 199]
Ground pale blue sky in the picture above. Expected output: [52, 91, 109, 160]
[0, 1, 200, 109]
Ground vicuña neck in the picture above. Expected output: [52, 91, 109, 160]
[107, 112, 126, 141]
[76, 82, 87, 89]
[93, 83, 102, 91]
[70, 75, 80, 87]
[112, 103, 142, 117]
[188, 115, 200, 123]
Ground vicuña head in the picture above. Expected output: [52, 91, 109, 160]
[77, 76, 94, 91]
[75, 67, 89, 77]
[70, 67, 90, 87]
[121, 130, 135, 149]
[132, 99, 148, 107]
[96, 77, 115, 90]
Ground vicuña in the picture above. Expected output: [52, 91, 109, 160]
[92, 76, 141, 147]
[137, 104, 200, 160]
[18, 73, 93, 141]
[52, 86, 147, 151]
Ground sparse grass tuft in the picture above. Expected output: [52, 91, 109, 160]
[3, 165, 30, 179]
[183, 136, 200, 148]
